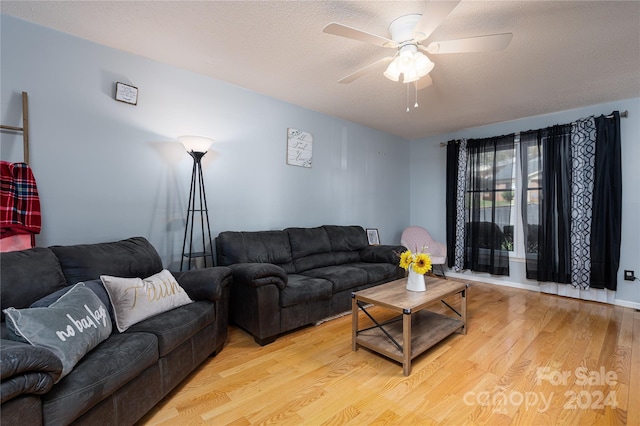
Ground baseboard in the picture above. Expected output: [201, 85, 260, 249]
[314, 310, 352, 326]
[446, 271, 541, 293]
[314, 303, 373, 326]
[613, 298, 640, 310]
[446, 271, 640, 310]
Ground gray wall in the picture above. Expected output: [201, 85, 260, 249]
[0, 15, 410, 268]
[409, 97, 640, 306]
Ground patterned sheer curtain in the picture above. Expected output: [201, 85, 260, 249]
[446, 139, 467, 271]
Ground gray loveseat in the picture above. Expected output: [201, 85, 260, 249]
[0, 237, 232, 425]
[216, 225, 405, 345]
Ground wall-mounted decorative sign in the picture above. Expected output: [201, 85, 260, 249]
[115, 82, 138, 105]
[287, 128, 313, 168]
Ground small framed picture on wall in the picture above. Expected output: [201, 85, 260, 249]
[366, 228, 380, 245]
[115, 82, 138, 105]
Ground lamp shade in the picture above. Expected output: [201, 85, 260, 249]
[178, 135, 214, 153]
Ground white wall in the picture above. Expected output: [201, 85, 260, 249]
[0, 15, 410, 268]
[410, 97, 640, 306]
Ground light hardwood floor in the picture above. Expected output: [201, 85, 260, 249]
[140, 282, 640, 425]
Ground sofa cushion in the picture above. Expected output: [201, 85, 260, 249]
[287, 227, 336, 272]
[287, 226, 331, 258]
[50, 237, 163, 285]
[30, 279, 114, 321]
[293, 253, 337, 273]
[1, 396, 42, 426]
[323, 225, 369, 252]
[332, 250, 362, 265]
[323, 226, 370, 266]
[101, 270, 193, 332]
[125, 300, 215, 357]
[351, 262, 403, 285]
[217, 231, 295, 272]
[302, 265, 369, 293]
[280, 275, 332, 308]
[0, 247, 67, 318]
[4, 283, 112, 379]
[41, 332, 158, 426]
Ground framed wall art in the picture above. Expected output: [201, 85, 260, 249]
[115, 82, 138, 105]
[287, 128, 312, 168]
[366, 228, 380, 245]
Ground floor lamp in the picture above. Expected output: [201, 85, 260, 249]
[179, 136, 214, 271]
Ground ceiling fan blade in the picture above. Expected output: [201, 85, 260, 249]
[416, 74, 433, 90]
[412, 0, 461, 41]
[338, 57, 395, 84]
[323, 23, 397, 48]
[423, 33, 513, 54]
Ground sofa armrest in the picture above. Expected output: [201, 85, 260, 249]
[359, 244, 406, 264]
[1, 339, 63, 403]
[229, 263, 287, 289]
[170, 266, 233, 302]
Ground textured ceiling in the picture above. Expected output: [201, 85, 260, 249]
[3, 1, 639, 140]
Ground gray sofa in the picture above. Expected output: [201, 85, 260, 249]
[216, 225, 405, 345]
[0, 237, 232, 425]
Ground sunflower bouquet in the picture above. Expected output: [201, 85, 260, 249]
[399, 248, 433, 275]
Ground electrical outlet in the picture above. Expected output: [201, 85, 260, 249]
[624, 270, 636, 281]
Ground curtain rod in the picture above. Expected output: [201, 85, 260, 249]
[439, 110, 628, 147]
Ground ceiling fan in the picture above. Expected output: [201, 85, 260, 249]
[323, 0, 513, 90]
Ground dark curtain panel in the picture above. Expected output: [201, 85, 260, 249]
[464, 135, 515, 275]
[445, 140, 459, 268]
[520, 124, 572, 283]
[590, 112, 622, 290]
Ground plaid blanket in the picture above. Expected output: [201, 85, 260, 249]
[0, 161, 41, 238]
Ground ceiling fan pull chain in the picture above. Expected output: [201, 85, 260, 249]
[414, 82, 419, 108]
[406, 83, 410, 113]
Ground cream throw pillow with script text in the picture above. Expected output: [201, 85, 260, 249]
[101, 269, 193, 332]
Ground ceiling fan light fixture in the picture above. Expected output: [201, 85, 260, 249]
[403, 69, 420, 83]
[325, 7, 515, 96]
[396, 52, 414, 74]
[383, 60, 401, 82]
[383, 45, 434, 83]
[414, 52, 434, 76]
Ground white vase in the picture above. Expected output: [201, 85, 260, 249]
[406, 269, 426, 292]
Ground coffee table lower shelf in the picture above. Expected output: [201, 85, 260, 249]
[355, 310, 464, 371]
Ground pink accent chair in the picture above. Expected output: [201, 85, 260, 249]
[400, 226, 447, 277]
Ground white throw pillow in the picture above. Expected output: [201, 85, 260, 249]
[101, 269, 193, 332]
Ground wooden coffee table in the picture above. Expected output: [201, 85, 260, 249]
[351, 276, 468, 376]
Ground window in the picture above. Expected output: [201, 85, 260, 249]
[447, 111, 622, 290]
[463, 135, 514, 275]
[465, 142, 515, 250]
[520, 136, 542, 258]
[478, 137, 541, 260]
